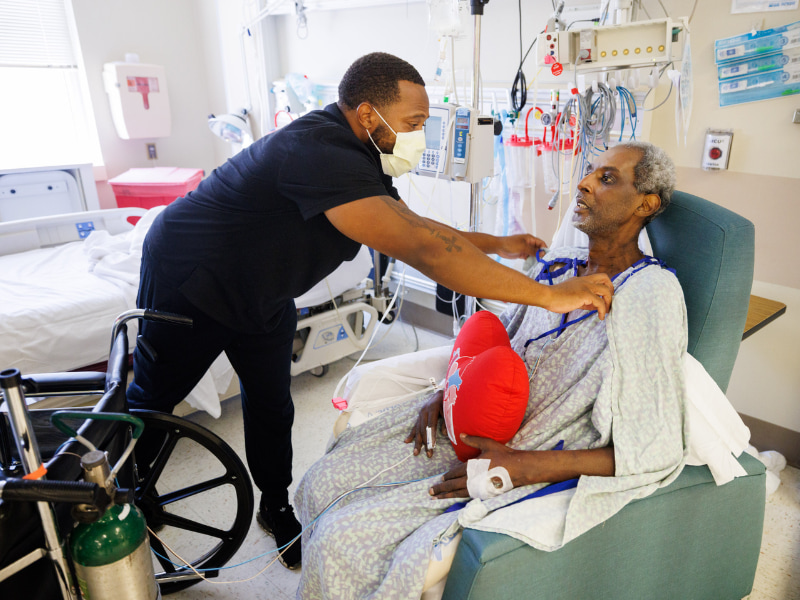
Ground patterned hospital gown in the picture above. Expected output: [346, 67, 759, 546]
[294, 247, 688, 600]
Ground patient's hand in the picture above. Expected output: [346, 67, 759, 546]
[429, 435, 616, 499]
[429, 434, 521, 499]
[495, 234, 547, 260]
[405, 391, 444, 458]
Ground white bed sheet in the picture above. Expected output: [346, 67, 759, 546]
[0, 208, 234, 417]
[0, 240, 134, 374]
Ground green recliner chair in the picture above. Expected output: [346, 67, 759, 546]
[443, 191, 765, 600]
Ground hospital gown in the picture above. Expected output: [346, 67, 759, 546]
[295, 247, 688, 600]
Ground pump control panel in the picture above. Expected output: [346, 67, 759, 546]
[413, 104, 494, 183]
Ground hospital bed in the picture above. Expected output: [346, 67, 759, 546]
[0, 207, 386, 415]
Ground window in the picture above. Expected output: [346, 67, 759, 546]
[0, 0, 103, 170]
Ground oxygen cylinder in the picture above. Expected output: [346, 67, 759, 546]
[70, 450, 160, 600]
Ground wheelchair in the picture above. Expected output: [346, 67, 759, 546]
[0, 309, 254, 598]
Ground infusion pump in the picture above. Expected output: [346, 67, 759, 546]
[413, 104, 494, 183]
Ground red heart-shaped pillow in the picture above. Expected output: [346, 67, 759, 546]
[443, 311, 529, 461]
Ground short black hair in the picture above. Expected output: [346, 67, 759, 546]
[338, 52, 425, 110]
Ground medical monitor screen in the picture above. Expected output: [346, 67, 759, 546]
[424, 116, 442, 150]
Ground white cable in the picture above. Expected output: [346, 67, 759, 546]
[331, 265, 404, 400]
[450, 36, 459, 106]
[565, 100, 580, 228]
[407, 175, 451, 223]
[73, 435, 97, 453]
[530, 70, 540, 233]
[563, 86, 582, 228]
[106, 435, 137, 487]
[356, 452, 416, 488]
[323, 277, 345, 327]
[367, 262, 408, 348]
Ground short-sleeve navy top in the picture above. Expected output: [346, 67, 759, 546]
[142, 103, 400, 333]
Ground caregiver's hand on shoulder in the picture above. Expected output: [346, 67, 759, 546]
[428, 434, 522, 499]
[405, 390, 444, 458]
[545, 274, 614, 320]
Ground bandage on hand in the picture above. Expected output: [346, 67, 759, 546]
[466, 458, 513, 500]
[426, 426, 435, 450]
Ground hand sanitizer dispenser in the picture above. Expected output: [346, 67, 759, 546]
[103, 53, 171, 139]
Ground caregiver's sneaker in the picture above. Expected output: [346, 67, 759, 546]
[257, 501, 302, 570]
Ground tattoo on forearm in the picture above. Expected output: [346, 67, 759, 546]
[387, 198, 463, 253]
[434, 231, 462, 253]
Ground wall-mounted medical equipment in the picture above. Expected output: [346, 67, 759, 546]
[208, 108, 254, 146]
[717, 46, 800, 80]
[0, 164, 100, 223]
[413, 104, 494, 183]
[701, 129, 734, 171]
[718, 68, 800, 105]
[537, 18, 687, 72]
[103, 54, 171, 139]
[715, 20, 800, 106]
[715, 20, 800, 63]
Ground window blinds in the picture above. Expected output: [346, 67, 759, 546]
[0, 0, 76, 68]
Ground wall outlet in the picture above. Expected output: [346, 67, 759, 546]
[793, 109, 800, 124]
[146, 143, 157, 159]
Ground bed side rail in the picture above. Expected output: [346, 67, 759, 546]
[0, 207, 147, 256]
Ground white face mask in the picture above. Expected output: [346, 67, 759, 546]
[365, 106, 426, 178]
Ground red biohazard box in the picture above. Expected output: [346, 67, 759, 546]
[109, 167, 204, 209]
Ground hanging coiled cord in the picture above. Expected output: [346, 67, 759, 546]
[584, 82, 616, 153]
[616, 84, 638, 141]
[511, 69, 527, 115]
[551, 91, 586, 188]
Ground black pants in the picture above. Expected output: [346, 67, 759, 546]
[127, 259, 296, 508]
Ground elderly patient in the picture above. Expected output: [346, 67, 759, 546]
[294, 141, 687, 600]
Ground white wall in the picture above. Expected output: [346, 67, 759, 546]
[72, 0, 223, 207]
[729, 282, 800, 432]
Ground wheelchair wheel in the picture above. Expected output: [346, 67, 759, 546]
[130, 410, 254, 594]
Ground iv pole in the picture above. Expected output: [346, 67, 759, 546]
[464, 0, 490, 318]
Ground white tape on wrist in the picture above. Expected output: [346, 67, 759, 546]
[466, 459, 513, 500]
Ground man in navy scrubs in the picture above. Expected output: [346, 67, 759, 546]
[128, 52, 614, 570]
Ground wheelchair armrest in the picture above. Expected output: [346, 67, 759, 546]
[22, 372, 106, 396]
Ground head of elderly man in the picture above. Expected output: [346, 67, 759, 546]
[574, 141, 676, 242]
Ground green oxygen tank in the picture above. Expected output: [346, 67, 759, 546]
[70, 450, 160, 600]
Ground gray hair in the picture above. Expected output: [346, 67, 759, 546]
[618, 140, 676, 224]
